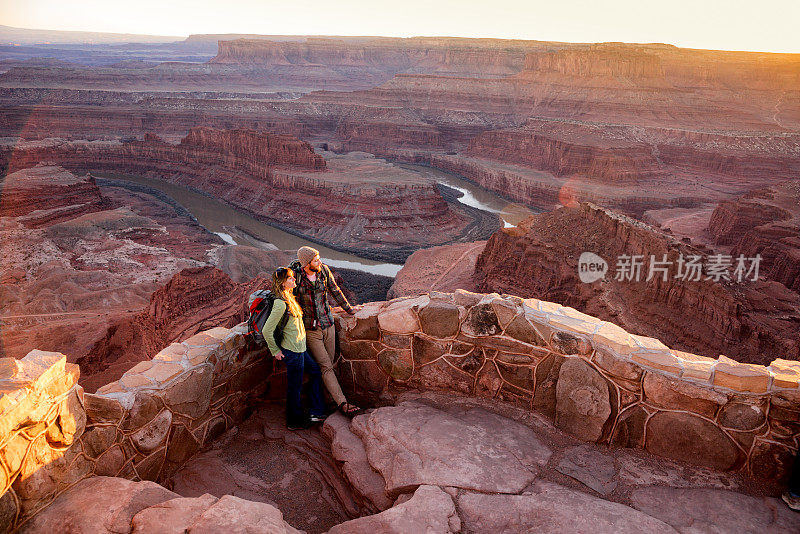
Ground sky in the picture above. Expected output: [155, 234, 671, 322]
[1, 0, 799, 53]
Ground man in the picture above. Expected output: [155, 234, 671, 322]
[290, 246, 362, 417]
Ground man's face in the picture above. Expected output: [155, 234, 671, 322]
[307, 256, 322, 272]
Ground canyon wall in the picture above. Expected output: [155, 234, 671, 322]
[0, 130, 480, 261]
[0, 166, 109, 226]
[708, 181, 800, 294]
[76, 267, 267, 393]
[211, 37, 539, 78]
[473, 203, 800, 365]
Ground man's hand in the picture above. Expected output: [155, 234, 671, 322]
[274, 351, 284, 361]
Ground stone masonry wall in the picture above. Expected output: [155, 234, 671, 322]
[3, 289, 800, 530]
[335, 290, 800, 485]
[0, 325, 281, 532]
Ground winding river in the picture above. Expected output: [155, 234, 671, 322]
[96, 163, 539, 278]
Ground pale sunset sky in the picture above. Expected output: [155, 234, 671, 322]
[1, 0, 798, 53]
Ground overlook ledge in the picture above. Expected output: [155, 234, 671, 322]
[1, 290, 798, 531]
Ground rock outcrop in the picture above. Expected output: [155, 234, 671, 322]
[473, 203, 800, 364]
[387, 241, 486, 298]
[708, 181, 800, 293]
[211, 36, 539, 78]
[76, 266, 266, 392]
[0, 165, 110, 226]
[19, 477, 303, 534]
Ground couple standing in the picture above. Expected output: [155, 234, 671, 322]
[261, 246, 362, 429]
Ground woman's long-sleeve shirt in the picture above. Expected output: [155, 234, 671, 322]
[261, 298, 307, 355]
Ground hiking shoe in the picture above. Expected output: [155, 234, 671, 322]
[782, 492, 800, 511]
[309, 414, 328, 423]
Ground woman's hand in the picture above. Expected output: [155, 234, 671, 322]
[274, 351, 284, 361]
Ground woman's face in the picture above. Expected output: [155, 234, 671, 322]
[282, 273, 296, 290]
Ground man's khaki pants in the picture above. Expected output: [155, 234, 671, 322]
[306, 325, 347, 406]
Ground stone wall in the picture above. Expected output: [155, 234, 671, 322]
[3, 289, 800, 529]
[0, 325, 281, 531]
[335, 290, 800, 483]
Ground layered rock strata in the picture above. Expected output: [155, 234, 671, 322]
[473, 203, 800, 364]
[211, 36, 541, 78]
[0, 166, 219, 364]
[76, 266, 268, 393]
[708, 181, 800, 294]
[4, 41, 797, 216]
[0, 165, 110, 226]
[0, 133, 481, 261]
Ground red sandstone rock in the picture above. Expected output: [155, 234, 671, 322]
[458, 481, 676, 533]
[77, 266, 265, 392]
[349, 401, 551, 494]
[630, 486, 800, 532]
[327, 485, 460, 534]
[0, 164, 109, 225]
[708, 181, 800, 293]
[0, 166, 221, 366]
[474, 203, 800, 364]
[388, 241, 486, 298]
[0, 136, 476, 260]
[19, 476, 178, 533]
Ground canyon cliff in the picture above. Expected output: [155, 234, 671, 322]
[471, 203, 800, 365]
[76, 266, 266, 392]
[708, 181, 800, 294]
[0, 129, 488, 261]
[0, 165, 221, 364]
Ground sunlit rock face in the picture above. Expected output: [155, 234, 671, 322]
[708, 181, 800, 294]
[4, 290, 800, 531]
[473, 203, 800, 365]
[0, 165, 222, 365]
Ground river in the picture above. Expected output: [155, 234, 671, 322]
[96, 163, 539, 278]
[398, 163, 539, 228]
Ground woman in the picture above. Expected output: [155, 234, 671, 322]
[262, 267, 326, 430]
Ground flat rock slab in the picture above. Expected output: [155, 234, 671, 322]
[617, 453, 740, 491]
[20, 476, 178, 533]
[350, 400, 552, 494]
[326, 485, 460, 534]
[458, 481, 677, 534]
[556, 445, 618, 495]
[630, 486, 800, 533]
